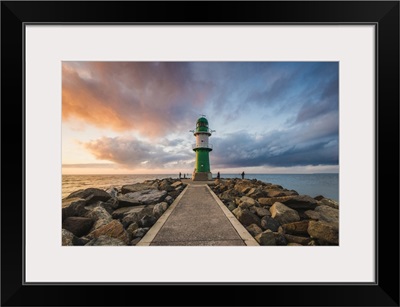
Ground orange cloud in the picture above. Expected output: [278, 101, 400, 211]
[62, 62, 211, 138]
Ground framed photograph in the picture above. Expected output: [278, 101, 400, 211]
[1, 1, 399, 306]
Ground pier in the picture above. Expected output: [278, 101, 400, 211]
[137, 182, 258, 246]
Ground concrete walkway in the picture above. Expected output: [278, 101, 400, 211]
[137, 184, 258, 246]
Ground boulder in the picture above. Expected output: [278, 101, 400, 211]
[314, 205, 339, 223]
[153, 202, 168, 218]
[86, 235, 126, 246]
[105, 187, 119, 198]
[62, 229, 76, 246]
[284, 234, 312, 245]
[131, 227, 149, 239]
[270, 202, 300, 225]
[238, 196, 257, 209]
[255, 230, 276, 246]
[171, 181, 183, 188]
[62, 198, 88, 221]
[234, 180, 253, 194]
[258, 196, 293, 206]
[314, 195, 325, 201]
[86, 206, 112, 231]
[304, 210, 320, 220]
[88, 220, 129, 244]
[308, 220, 339, 245]
[121, 183, 153, 194]
[159, 180, 173, 192]
[252, 206, 270, 218]
[260, 216, 281, 232]
[112, 205, 146, 220]
[319, 198, 339, 209]
[118, 189, 167, 207]
[66, 188, 111, 204]
[227, 202, 237, 211]
[282, 221, 310, 236]
[165, 195, 174, 205]
[126, 222, 139, 240]
[246, 224, 263, 237]
[288, 243, 303, 246]
[246, 187, 266, 198]
[273, 232, 288, 245]
[139, 215, 157, 228]
[266, 190, 287, 198]
[233, 208, 261, 227]
[220, 188, 242, 201]
[279, 195, 318, 210]
[62, 217, 94, 237]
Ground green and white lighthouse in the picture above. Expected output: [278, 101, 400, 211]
[191, 115, 214, 181]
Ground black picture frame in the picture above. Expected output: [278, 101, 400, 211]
[1, 1, 399, 306]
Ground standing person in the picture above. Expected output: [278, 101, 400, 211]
[179, 172, 181, 179]
[217, 172, 220, 179]
[241, 171, 245, 179]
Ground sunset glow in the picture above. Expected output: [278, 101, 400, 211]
[62, 62, 339, 175]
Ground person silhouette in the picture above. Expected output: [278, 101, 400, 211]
[241, 171, 245, 179]
[217, 172, 220, 179]
[179, 172, 181, 179]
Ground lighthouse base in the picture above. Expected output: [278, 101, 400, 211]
[192, 172, 212, 181]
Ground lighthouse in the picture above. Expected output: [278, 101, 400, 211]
[191, 115, 214, 181]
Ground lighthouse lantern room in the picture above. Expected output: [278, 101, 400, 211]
[191, 115, 213, 181]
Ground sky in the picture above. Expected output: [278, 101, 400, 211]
[62, 62, 339, 175]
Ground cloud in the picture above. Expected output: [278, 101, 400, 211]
[211, 112, 338, 168]
[62, 62, 211, 138]
[83, 136, 193, 169]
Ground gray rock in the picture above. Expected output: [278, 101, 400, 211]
[131, 227, 149, 238]
[112, 206, 146, 220]
[246, 224, 263, 237]
[227, 202, 237, 211]
[118, 189, 167, 207]
[314, 205, 339, 223]
[319, 198, 339, 209]
[260, 216, 281, 232]
[253, 206, 270, 218]
[171, 181, 183, 188]
[106, 187, 119, 198]
[139, 215, 157, 228]
[308, 220, 339, 245]
[86, 206, 112, 231]
[126, 222, 139, 240]
[304, 210, 321, 220]
[62, 198, 88, 221]
[153, 202, 168, 218]
[62, 229, 75, 246]
[255, 230, 276, 245]
[159, 180, 173, 192]
[279, 195, 318, 210]
[266, 190, 287, 198]
[233, 208, 261, 227]
[62, 217, 94, 237]
[121, 183, 153, 194]
[270, 202, 300, 225]
[86, 235, 126, 246]
[66, 188, 111, 204]
[165, 195, 174, 205]
[238, 196, 257, 209]
[273, 232, 288, 245]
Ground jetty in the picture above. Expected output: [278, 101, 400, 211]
[137, 181, 258, 246]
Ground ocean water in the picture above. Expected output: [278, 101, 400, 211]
[62, 173, 338, 201]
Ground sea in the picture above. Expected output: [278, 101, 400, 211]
[62, 173, 339, 201]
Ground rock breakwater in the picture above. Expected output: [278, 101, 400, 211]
[62, 178, 186, 246]
[210, 178, 339, 246]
